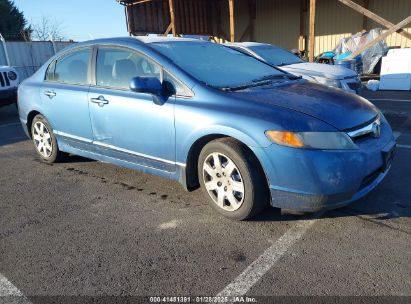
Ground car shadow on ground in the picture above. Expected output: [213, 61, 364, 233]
[0, 105, 27, 146]
[250, 191, 411, 226]
[0, 124, 27, 147]
[250, 201, 410, 229]
[61, 155, 96, 164]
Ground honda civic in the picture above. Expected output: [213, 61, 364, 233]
[18, 37, 396, 220]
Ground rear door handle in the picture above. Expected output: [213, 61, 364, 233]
[44, 90, 56, 98]
[90, 95, 109, 107]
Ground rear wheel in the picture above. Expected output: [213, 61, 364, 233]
[31, 114, 66, 163]
[198, 138, 269, 220]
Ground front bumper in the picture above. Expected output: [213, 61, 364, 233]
[0, 87, 17, 106]
[252, 119, 395, 212]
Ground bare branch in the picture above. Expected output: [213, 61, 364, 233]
[31, 16, 66, 41]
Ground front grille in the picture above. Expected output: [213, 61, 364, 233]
[0, 72, 5, 87]
[347, 115, 381, 142]
[352, 132, 373, 142]
[3, 72, 10, 86]
[0, 72, 10, 87]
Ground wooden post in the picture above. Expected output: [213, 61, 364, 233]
[124, 5, 132, 36]
[347, 15, 411, 59]
[164, 23, 173, 36]
[339, 0, 411, 40]
[308, 0, 316, 62]
[229, 0, 235, 42]
[168, 0, 176, 36]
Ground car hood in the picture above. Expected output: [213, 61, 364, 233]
[281, 62, 357, 80]
[0, 65, 13, 71]
[230, 81, 378, 130]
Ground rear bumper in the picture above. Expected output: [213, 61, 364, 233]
[252, 118, 395, 212]
[0, 87, 17, 106]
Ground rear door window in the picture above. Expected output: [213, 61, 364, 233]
[50, 48, 91, 85]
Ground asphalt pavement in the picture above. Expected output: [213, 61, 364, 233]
[0, 90, 410, 303]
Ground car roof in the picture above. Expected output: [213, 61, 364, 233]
[135, 36, 202, 44]
[226, 42, 279, 48]
[59, 36, 208, 56]
[74, 36, 203, 47]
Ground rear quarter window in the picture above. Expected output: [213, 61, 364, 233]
[45, 61, 56, 81]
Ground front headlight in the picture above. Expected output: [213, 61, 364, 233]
[314, 77, 341, 88]
[265, 131, 358, 150]
[7, 71, 17, 81]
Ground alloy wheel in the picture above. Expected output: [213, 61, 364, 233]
[202, 152, 245, 211]
[32, 121, 53, 158]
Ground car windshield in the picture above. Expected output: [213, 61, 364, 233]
[248, 45, 305, 66]
[150, 41, 285, 88]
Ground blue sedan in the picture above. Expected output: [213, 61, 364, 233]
[18, 37, 396, 220]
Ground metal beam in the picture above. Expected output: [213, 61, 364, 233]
[124, 0, 154, 6]
[347, 15, 411, 59]
[339, 0, 411, 40]
[308, 0, 316, 62]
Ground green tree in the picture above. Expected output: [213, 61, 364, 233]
[0, 0, 31, 40]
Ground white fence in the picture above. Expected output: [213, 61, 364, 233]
[0, 39, 74, 80]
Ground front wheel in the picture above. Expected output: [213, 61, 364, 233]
[198, 138, 269, 220]
[31, 114, 66, 163]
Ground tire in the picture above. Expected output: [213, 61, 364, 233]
[31, 114, 66, 163]
[198, 138, 269, 220]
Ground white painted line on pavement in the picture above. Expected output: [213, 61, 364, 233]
[397, 144, 411, 149]
[158, 219, 180, 230]
[368, 98, 411, 102]
[0, 122, 20, 128]
[217, 213, 322, 297]
[0, 273, 32, 303]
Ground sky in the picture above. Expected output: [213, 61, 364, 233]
[13, 0, 129, 41]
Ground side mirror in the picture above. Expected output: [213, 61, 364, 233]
[129, 76, 162, 95]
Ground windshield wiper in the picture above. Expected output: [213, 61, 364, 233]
[252, 74, 286, 82]
[285, 74, 302, 80]
[218, 74, 302, 92]
[252, 74, 301, 83]
[219, 80, 273, 92]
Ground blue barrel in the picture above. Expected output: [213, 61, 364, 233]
[335, 59, 356, 71]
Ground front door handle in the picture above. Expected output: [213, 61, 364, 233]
[90, 95, 109, 107]
[44, 90, 56, 99]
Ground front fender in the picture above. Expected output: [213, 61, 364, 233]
[176, 124, 270, 164]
